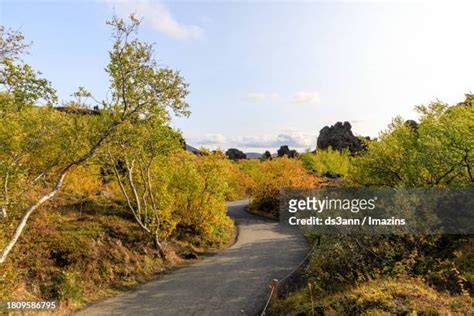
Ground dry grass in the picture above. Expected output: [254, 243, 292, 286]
[0, 192, 229, 314]
[270, 277, 473, 315]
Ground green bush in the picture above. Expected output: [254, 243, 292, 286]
[164, 150, 235, 247]
[52, 271, 82, 302]
[301, 148, 351, 177]
[274, 95, 473, 315]
[349, 97, 474, 187]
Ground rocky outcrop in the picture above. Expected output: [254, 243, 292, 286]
[225, 148, 247, 160]
[317, 121, 366, 154]
[277, 145, 298, 158]
[262, 151, 272, 160]
[404, 120, 419, 131]
[55, 105, 100, 115]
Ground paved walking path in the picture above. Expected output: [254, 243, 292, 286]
[76, 200, 308, 316]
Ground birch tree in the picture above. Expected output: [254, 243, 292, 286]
[0, 16, 189, 264]
[105, 120, 182, 257]
[350, 98, 474, 187]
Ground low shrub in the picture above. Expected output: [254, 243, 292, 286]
[248, 157, 324, 217]
[164, 151, 235, 247]
[270, 277, 472, 315]
[301, 148, 351, 177]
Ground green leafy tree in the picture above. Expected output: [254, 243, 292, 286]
[350, 98, 473, 187]
[0, 26, 29, 60]
[105, 118, 183, 258]
[0, 27, 56, 110]
[0, 15, 189, 264]
[339, 96, 474, 298]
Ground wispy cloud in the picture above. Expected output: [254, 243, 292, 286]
[194, 133, 227, 145]
[111, 0, 204, 40]
[290, 91, 320, 105]
[272, 131, 314, 148]
[243, 92, 279, 102]
[190, 130, 315, 150]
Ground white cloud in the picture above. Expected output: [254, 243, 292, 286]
[243, 92, 279, 102]
[273, 131, 314, 148]
[234, 135, 276, 148]
[290, 91, 320, 105]
[190, 130, 315, 150]
[233, 132, 313, 149]
[111, 0, 204, 40]
[194, 133, 226, 145]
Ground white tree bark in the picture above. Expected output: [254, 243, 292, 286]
[0, 172, 66, 264]
[109, 154, 151, 234]
[0, 122, 120, 265]
[1, 171, 8, 219]
[108, 153, 167, 258]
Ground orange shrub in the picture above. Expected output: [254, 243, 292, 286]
[225, 160, 257, 200]
[62, 165, 102, 199]
[250, 157, 323, 216]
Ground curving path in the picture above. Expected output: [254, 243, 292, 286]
[75, 200, 308, 316]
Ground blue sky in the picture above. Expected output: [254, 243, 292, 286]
[1, 1, 474, 152]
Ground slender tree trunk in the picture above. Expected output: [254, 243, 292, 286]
[0, 171, 67, 264]
[139, 164, 150, 224]
[1, 171, 8, 219]
[125, 159, 142, 217]
[108, 151, 167, 260]
[108, 151, 151, 233]
[154, 234, 166, 259]
[0, 123, 120, 265]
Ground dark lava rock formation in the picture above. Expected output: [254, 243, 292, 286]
[317, 121, 366, 154]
